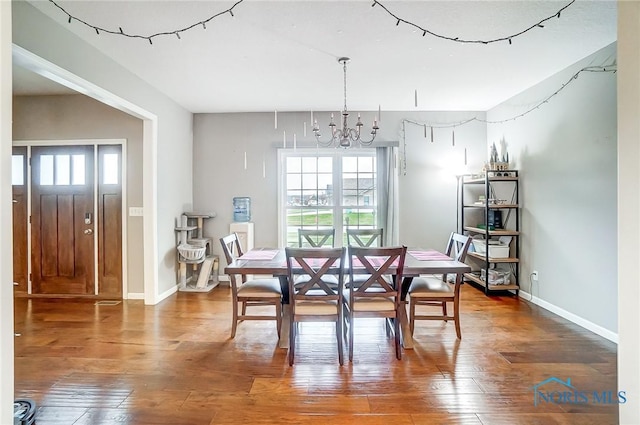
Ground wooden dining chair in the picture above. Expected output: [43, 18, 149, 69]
[298, 228, 336, 248]
[219, 233, 282, 339]
[285, 247, 346, 365]
[343, 245, 407, 361]
[346, 228, 384, 247]
[408, 232, 472, 339]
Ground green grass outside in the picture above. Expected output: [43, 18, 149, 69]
[285, 211, 376, 246]
[286, 211, 375, 226]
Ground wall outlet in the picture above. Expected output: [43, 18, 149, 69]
[531, 270, 539, 281]
[129, 207, 144, 217]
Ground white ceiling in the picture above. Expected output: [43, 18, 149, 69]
[14, 0, 617, 113]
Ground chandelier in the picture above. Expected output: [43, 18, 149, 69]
[312, 57, 379, 148]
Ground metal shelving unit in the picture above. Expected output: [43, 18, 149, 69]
[458, 170, 520, 295]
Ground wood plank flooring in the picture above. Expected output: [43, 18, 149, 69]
[14, 285, 618, 424]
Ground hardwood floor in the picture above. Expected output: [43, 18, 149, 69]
[14, 284, 618, 424]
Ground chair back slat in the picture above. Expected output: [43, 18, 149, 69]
[446, 232, 472, 262]
[347, 246, 407, 300]
[220, 232, 244, 263]
[285, 247, 345, 300]
[438, 232, 472, 283]
[220, 233, 247, 284]
[298, 228, 336, 248]
[346, 228, 384, 247]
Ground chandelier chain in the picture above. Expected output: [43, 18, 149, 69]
[343, 60, 348, 113]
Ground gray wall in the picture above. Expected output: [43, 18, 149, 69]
[193, 110, 487, 270]
[487, 43, 617, 334]
[13, 0, 194, 296]
[12, 94, 145, 295]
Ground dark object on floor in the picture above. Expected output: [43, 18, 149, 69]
[14, 399, 35, 425]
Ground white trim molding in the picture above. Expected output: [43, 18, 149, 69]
[519, 291, 618, 343]
[156, 284, 178, 304]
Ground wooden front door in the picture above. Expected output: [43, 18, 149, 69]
[12, 146, 28, 293]
[31, 146, 95, 295]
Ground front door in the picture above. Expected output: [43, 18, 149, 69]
[12, 146, 28, 293]
[31, 146, 95, 295]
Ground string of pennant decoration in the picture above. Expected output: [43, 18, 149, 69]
[48, 0, 245, 44]
[371, 0, 576, 45]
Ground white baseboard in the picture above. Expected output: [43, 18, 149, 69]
[126, 293, 144, 300]
[519, 291, 618, 343]
[156, 284, 178, 303]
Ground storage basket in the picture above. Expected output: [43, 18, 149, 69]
[472, 239, 510, 258]
[178, 244, 206, 261]
[481, 269, 512, 285]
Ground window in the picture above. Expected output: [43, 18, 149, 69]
[72, 155, 86, 185]
[40, 153, 86, 186]
[40, 155, 54, 186]
[12, 155, 24, 186]
[102, 153, 119, 185]
[279, 149, 377, 247]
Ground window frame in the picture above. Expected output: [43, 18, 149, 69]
[277, 148, 378, 247]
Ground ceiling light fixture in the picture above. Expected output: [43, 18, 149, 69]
[313, 57, 379, 148]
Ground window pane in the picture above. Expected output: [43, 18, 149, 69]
[302, 174, 317, 190]
[317, 157, 332, 172]
[316, 209, 333, 226]
[318, 174, 333, 206]
[342, 172, 357, 182]
[344, 208, 376, 228]
[40, 155, 54, 186]
[301, 157, 317, 173]
[72, 155, 86, 185]
[358, 156, 375, 172]
[103, 153, 119, 185]
[287, 173, 302, 190]
[287, 156, 302, 173]
[286, 209, 303, 227]
[343, 156, 357, 172]
[12, 155, 24, 186]
[359, 173, 375, 183]
[55, 155, 70, 185]
[286, 209, 303, 247]
[287, 190, 302, 206]
[342, 190, 358, 206]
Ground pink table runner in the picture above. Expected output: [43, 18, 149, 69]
[408, 250, 452, 261]
[238, 250, 279, 261]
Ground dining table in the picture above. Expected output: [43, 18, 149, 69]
[223, 247, 471, 349]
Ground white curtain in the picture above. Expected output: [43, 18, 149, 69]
[377, 146, 399, 246]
